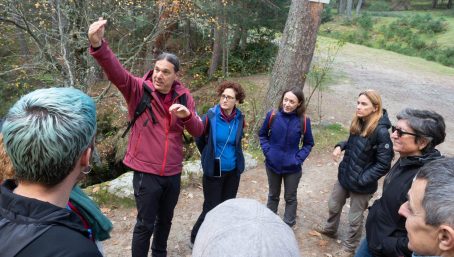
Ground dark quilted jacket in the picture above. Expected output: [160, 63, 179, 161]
[337, 110, 394, 194]
[365, 149, 442, 257]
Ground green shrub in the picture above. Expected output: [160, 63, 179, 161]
[356, 13, 374, 30]
[321, 4, 334, 24]
[368, 1, 390, 11]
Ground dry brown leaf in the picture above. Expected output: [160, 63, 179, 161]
[318, 239, 328, 247]
[308, 229, 322, 237]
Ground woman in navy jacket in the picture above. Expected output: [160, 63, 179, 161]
[190, 81, 246, 245]
[259, 87, 314, 227]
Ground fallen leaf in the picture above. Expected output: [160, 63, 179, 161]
[308, 230, 322, 237]
[318, 239, 328, 247]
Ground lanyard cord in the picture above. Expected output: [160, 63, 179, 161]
[217, 119, 235, 158]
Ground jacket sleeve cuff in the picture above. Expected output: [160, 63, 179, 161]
[181, 112, 193, 123]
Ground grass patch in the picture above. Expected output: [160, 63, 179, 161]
[312, 123, 349, 153]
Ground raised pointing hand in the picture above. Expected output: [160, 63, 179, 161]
[88, 18, 107, 48]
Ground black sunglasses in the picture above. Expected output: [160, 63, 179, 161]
[391, 126, 419, 138]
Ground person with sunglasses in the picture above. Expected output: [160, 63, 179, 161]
[356, 108, 446, 257]
[190, 81, 246, 247]
[315, 89, 393, 257]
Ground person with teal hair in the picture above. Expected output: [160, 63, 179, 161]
[0, 87, 103, 257]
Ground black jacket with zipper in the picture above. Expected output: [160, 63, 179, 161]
[365, 149, 443, 257]
[337, 110, 394, 194]
[0, 180, 102, 257]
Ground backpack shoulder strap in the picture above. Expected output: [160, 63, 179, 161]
[268, 109, 276, 130]
[299, 114, 307, 146]
[121, 81, 156, 138]
[179, 93, 187, 107]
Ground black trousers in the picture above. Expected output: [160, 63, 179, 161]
[190, 172, 241, 243]
[131, 171, 181, 257]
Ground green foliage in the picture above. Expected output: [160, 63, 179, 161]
[186, 40, 278, 89]
[231, 41, 278, 75]
[367, 1, 390, 11]
[320, 12, 453, 67]
[321, 4, 334, 24]
[356, 13, 374, 30]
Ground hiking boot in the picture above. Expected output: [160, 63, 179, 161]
[333, 248, 354, 257]
[312, 224, 337, 238]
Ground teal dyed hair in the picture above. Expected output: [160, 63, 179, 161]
[1, 87, 96, 186]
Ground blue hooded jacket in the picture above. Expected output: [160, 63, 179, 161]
[196, 105, 245, 177]
[259, 109, 314, 174]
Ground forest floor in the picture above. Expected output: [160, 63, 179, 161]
[102, 41, 454, 257]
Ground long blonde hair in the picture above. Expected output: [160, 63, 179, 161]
[350, 90, 383, 137]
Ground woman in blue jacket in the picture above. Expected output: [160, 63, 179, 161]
[259, 87, 314, 227]
[190, 81, 246, 245]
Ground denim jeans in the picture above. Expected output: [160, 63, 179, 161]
[354, 238, 373, 257]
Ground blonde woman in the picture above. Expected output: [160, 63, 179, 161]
[315, 90, 394, 257]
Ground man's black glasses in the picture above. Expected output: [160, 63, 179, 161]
[391, 126, 419, 138]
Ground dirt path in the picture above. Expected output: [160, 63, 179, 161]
[103, 43, 454, 257]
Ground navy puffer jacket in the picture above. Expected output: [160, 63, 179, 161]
[259, 109, 314, 174]
[337, 110, 393, 194]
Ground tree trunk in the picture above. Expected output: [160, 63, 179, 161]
[432, 0, 438, 8]
[346, 0, 353, 19]
[448, 0, 452, 9]
[262, 0, 325, 115]
[230, 27, 242, 52]
[338, 0, 346, 15]
[239, 28, 248, 52]
[356, 0, 363, 15]
[208, 23, 222, 78]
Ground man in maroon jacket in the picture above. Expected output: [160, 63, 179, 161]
[88, 18, 204, 257]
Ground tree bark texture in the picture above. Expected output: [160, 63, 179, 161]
[208, 23, 222, 78]
[263, 0, 324, 114]
[338, 0, 346, 15]
[346, 0, 353, 19]
[356, 0, 363, 15]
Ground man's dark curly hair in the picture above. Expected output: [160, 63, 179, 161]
[216, 81, 246, 104]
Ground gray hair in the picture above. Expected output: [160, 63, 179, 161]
[396, 108, 445, 153]
[156, 52, 180, 73]
[416, 157, 454, 227]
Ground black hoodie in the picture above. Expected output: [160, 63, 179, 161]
[365, 149, 443, 257]
[0, 180, 102, 257]
[337, 109, 394, 194]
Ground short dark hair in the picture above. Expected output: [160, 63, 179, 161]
[156, 52, 180, 73]
[278, 87, 306, 117]
[216, 81, 246, 104]
[396, 108, 445, 153]
[416, 157, 454, 227]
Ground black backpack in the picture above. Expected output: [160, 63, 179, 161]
[121, 81, 187, 138]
